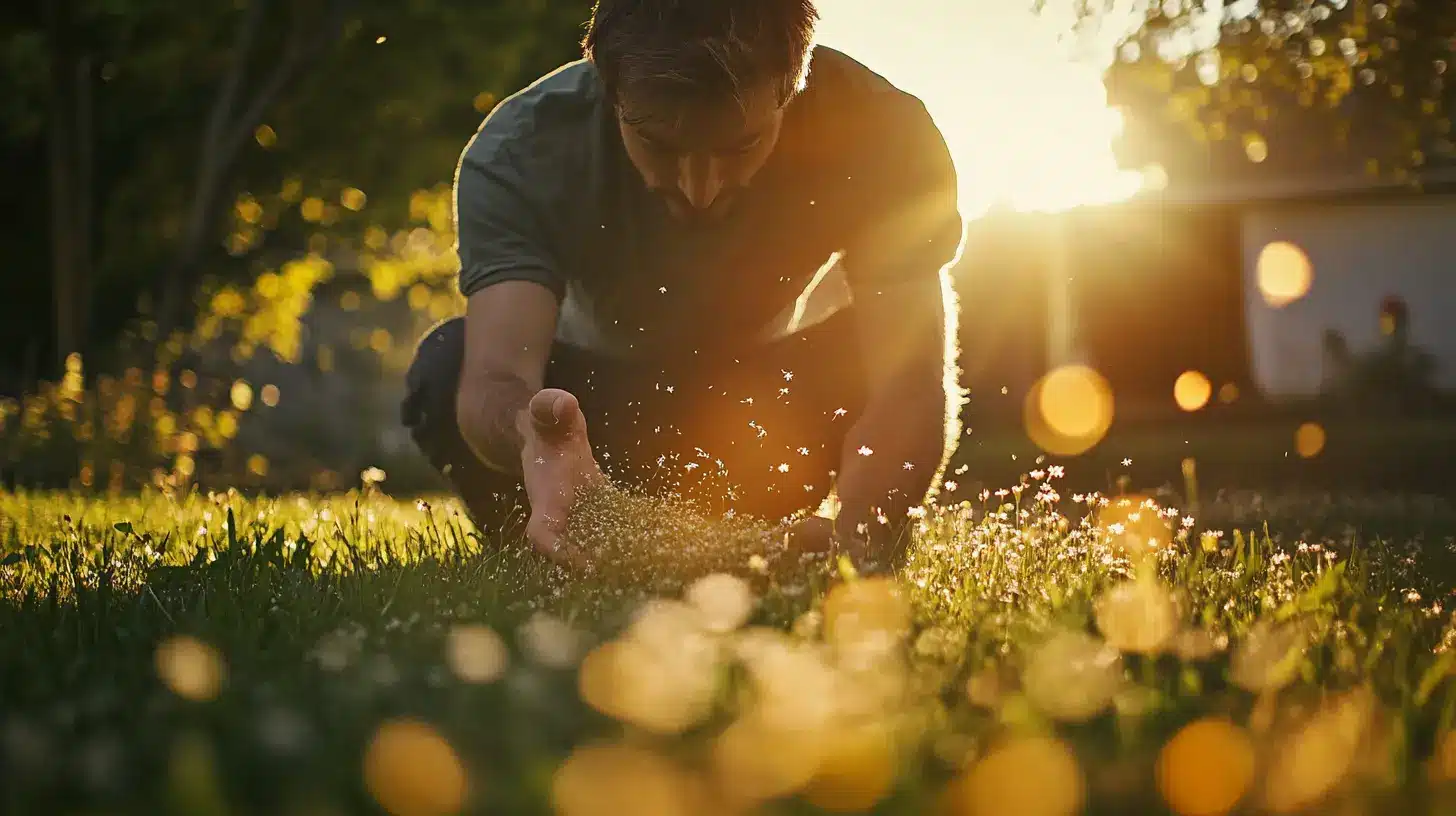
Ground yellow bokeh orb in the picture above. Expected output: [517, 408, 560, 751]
[553, 741, 708, 816]
[446, 624, 509, 684]
[155, 635, 226, 702]
[1023, 630, 1123, 723]
[1097, 495, 1175, 560]
[1157, 718, 1255, 816]
[1174, 371, 1212, 412]
[1094, 577, 1180, 655]
[246, 454, 269, 477]
[822, 577, 911, 656]
[1264, 688, 1375, 813]
[578, 636, 717, 736]
[363, 719, 468, 816]
[686, 573, 756, 633]
[801, 722, 899, 813]
[1295, 422, 1326, 458]
[1244, 133, 1269, 164]
[1025, 365, 1114, 456]
[1257, 241, 1313, 308]
[713, 713, 825, 803]
[948, 735, 1084, 816]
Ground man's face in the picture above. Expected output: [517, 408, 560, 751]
[616, 82, 785, 223]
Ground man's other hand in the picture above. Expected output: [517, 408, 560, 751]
[520, 388, 605, 566]
[784, 514, 881, 568]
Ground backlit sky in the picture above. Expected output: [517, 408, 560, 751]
[813, 1, 1242, 218]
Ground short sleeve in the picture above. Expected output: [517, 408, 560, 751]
[843, 96, 964, 291]
[454, 142, 566, 301]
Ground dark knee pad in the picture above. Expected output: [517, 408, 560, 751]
[402, 318, 525, 526]
[402, 317, 467, 469]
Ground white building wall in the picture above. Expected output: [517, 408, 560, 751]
[1242, 195, 1456, 397]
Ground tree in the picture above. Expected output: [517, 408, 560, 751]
[1099, 0, 1456, 187]
[2, 0, 591, 386]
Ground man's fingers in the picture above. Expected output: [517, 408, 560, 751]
[529, 389, 580, 438]
[527, 513, 587, 569]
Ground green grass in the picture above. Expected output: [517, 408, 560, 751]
[3, 477, 1456, 815]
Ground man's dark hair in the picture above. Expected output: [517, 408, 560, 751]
[583, 0, 819, 115]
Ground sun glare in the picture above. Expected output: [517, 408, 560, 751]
[814, 2, 1210, 217]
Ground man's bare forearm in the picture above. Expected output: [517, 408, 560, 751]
[457, 371, 536, 476]
[834, 379, 948, 544]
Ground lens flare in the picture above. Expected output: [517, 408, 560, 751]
[817, 3, 1146, 217]
[1174, 371, 1212, 412]
[1025, 365, 1115, 456]
[1257, 242, 1313, 308]
[1295, 423, 1326, 458]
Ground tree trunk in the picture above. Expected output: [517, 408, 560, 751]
[154, 0, 351, 343]
[75, 52, 94, 357]
[45, 0, 84, 373]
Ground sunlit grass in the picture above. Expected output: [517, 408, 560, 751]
[2, 478, 1456, 813]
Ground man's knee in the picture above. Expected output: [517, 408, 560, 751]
[402, 317, 467, 461]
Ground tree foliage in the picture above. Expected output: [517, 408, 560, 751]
[1, 0, 590, 387]
[1099, 0, 1455, 186]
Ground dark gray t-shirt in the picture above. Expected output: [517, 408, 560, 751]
[453, 46, 964, 360]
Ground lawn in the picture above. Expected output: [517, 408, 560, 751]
[3, 471, 1456, 815]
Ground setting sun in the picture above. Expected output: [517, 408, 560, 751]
[815, 1, 1155, 217]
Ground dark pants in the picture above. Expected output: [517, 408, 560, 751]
[401, 314, 869, 529]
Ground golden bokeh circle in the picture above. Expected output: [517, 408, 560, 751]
[1174, 371, 1212, 412]
[1024, 365, 1115, 456]
[1157, 718, 1255, 816]
[363, 719, 468, 816]
[949, 735, 1084, 816]
[1257, 242, 1313, 308]
[1295, 423, 1326, 458]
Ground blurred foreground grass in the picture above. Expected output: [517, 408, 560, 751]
[3, 475, 1456, 815]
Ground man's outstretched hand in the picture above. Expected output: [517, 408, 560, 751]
[785, 514, 881, 570]
[519, 388, 605, 566]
